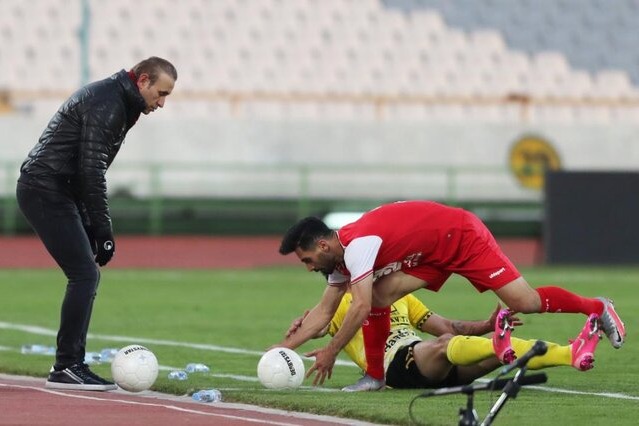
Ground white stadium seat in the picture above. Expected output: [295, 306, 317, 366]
[0, 0, 638, 122]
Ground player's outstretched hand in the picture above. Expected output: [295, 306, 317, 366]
[286, 310, 310, 338]
[304, 346, 337, 386]
[488, 303, 522, 328]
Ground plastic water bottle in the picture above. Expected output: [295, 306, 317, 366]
[167, 370, 188, 380]
[192, 389, 222, 402]
[21, 344, 56, 355]
[185, 363, 210, 373]
[99, 348, 119, 363]
[84, 352, 102, 365]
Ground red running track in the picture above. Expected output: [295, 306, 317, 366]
[0, 375, 378, 426]
[0, 236, 542, 269]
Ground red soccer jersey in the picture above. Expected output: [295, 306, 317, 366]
[329, 200, 519, 292]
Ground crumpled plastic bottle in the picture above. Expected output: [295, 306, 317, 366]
[99, 348, 119, 363]
[84, 352, 102, 364]
[21, 344, 55, 355]
[185, 363, 210, 373]
[167, 370, 188, 380]
[192, 389, 222, 402]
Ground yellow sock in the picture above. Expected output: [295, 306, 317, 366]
[447, 335, 572, 369]
[511, 338, 571, 369]
[446, 335, 494, 365]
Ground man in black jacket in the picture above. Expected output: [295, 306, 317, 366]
[16, 57, 177, 391]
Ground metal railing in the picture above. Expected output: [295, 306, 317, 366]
[2, 161, 541, 235]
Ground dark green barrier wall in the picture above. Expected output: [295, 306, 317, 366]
[545, 171, 639, 264]
[3, 196, 540, 237]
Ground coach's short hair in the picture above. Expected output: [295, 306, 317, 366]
[131, 56, 178, 84]
[279, 217, 332, 254]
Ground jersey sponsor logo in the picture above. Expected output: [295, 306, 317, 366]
[384, 328, 415, 352]
[372, 252, 423, 281]
[373, 262, 402, 281]
[489, 267, 506, 279]
[403, 252, 423, 268]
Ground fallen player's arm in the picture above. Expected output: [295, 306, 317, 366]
[418, 312, 492, 336]
[278, 284, 346, 349]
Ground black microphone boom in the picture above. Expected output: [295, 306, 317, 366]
[500, 340, 548, 375]
[419, 373, 547, 398]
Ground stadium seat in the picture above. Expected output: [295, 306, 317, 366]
[1, 0, 638, 122]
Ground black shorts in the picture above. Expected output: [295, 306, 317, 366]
[386, 341, 460, 389]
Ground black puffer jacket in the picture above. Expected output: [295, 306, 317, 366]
[19, 70, 146, 235]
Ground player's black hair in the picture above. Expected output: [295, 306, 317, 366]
[279, 217, 333, 254]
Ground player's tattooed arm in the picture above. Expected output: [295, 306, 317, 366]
[450, 319, 491, 336]
[419, 305, 512, 336]
[450, 304, 521, 336]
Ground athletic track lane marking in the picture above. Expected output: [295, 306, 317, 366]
[1, 321, 638, 402]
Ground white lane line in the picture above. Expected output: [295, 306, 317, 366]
[527, 385, 639, 401]
[2, 321, 638, 401]
[0, 321, 356, 367]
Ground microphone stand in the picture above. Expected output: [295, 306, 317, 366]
[459, 385, 479, 426]
[480, 366, 531, 426]
[417, 370, 547, 426]
[479, 340, 549, 425]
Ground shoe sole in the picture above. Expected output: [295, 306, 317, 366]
[598, 298, 625, 349]
[493, 309, 516, 364]
[572, 314, 601, 371]
[575, 354, 595, 371]
[341, 385, 385, 392]
[45, 381, 117, 391]
[341, 376, 386, 392]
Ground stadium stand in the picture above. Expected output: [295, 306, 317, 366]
[2, 0, 638, 236]
[0, 0, 638, 122]
[384, 0, 639, 83]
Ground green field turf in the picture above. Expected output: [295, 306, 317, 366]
[0, 267, 637, 425]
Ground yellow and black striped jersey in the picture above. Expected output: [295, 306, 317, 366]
[328, 293, 431, 372]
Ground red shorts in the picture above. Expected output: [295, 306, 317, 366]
[404, 211, 521, 293]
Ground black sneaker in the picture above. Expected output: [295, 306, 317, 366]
[45, 363, 117, 391]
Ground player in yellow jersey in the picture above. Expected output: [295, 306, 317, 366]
[287, 293, 602, 389]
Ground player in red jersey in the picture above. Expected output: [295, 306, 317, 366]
[277, 200, 626, 391]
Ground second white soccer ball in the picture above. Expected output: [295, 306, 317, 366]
[257, 347, 305, 389]
[111, 345, 159, 392]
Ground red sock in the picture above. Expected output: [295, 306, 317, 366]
[535, 286, 604, 315]
[361, 306, 390, 380]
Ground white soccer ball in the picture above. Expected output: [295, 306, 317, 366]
[257, 347, 305, 389]
[111, 345, 159, 392]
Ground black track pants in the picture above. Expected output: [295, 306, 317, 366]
[16, 181, 100, 369]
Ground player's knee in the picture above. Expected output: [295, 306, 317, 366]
[506, 295, 541, 313]
[496, 280, 542, 313]
[433, 334, 454, 357]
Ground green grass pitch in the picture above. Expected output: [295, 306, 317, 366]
[0, 267, 637, 425]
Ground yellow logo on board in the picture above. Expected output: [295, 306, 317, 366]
[509, 135, 561, 190]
